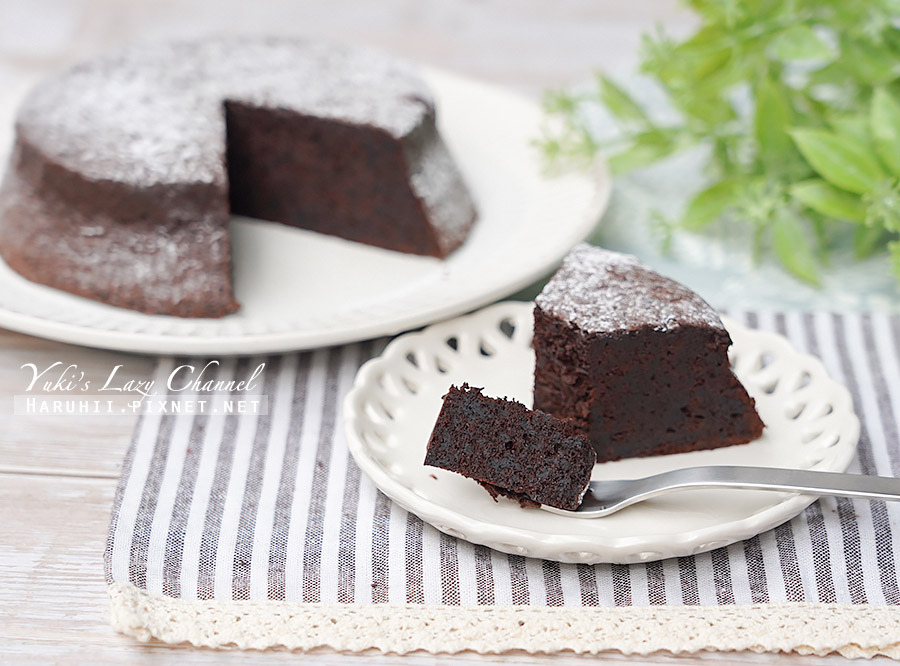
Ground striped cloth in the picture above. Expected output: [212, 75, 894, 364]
[105, 310, 900, 609]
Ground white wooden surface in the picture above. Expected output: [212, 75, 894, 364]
[0, 1, 884, 663]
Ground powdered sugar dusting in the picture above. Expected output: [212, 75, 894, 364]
[17, 36, 436, 186]
[407, 130, 476, 254]
[535, 243, 724, 333]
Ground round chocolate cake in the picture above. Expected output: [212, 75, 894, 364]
[0, 37, 476, 317]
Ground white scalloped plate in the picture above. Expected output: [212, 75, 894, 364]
[344, 301, 860, 564]
[0, 69, 609, 355]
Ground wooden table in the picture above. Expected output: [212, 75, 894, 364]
[0, 1, 874, 663]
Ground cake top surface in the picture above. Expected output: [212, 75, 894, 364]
[17, 36, 434, 186]
[535, 243, 724, 334]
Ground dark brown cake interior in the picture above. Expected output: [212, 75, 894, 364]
[424, 384, 596, 511]
[225, 101, 445, 256]
[534, 308, 764, 461]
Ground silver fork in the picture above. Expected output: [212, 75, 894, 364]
[541, 466, 900, 518]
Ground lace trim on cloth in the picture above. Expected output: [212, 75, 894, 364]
[109, 583, 900, 658]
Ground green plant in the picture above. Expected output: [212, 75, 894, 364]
[539, 0, 900, 286]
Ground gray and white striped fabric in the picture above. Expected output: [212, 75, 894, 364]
[105, 311, 900, 607]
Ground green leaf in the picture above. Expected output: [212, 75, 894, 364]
[791, 93, 830, 131]
[854, 224, 885, 259]
[863, 180, 900, 231]
[840, 38, 898, 85]
[689, 48, 747, 95]
[771, 214, 821, 285]
[681, 179, 741, 230]
[606, 131, 685, 173]
[596, 75, 651, 126]
[790, 180, 867, 222]
[884, 26, 900, 54]
[606, 145, 668, 174]
[770, 26, 835, 61]
[808, 61, 853, 87]
[658, 40, 730, 91]
[870, 88, 900, 178]
[677, 93, 737, 127]
[828, 114, 871, 145]
[754, 77, 793, 170]
[790, 128, 887, 194]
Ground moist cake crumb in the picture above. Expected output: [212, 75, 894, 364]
[424, 384, 596, 511]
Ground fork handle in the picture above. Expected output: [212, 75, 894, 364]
[636, 466, 900, 502]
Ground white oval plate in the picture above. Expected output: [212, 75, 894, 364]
[0, 69, 609, 355]
[344, 301, 860, 564]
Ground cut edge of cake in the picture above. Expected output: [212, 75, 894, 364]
[424, 384, 596, 511]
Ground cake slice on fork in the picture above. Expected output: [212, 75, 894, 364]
[425, 384, 596, 510]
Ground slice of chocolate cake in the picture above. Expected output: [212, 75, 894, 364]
[533, 243, 764, 463]
[424, 384, 596, 510]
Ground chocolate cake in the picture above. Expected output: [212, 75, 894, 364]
[533, 244, 764, 463]
[425, 384, 596, 510]
[0, 37, 476, 317]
